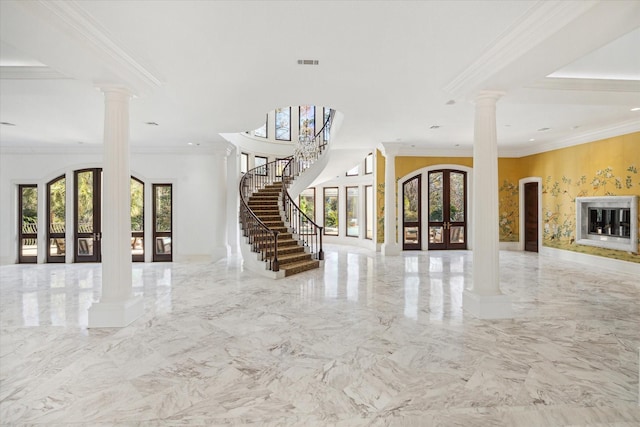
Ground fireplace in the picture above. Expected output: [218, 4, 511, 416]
[575, 196, 638, 253]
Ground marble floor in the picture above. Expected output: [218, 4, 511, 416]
[0, 246, 639, 426]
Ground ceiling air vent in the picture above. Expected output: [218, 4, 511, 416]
[297, 59, 319, 65]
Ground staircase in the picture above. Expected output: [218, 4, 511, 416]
[248, 184, 320, 276]
[238, 110, 333, 278]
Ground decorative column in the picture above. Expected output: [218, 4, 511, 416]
[226, 144, 239, 255]
[380, 144, 400, 256]
[463, 91, 512, 319]
[211, 144, 232, 261]
[88, 86, 143, 328]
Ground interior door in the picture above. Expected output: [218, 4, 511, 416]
[402, 175, 421, 250]
[74, 169, 101, 262]
[524, 182, 538, 252]
[428, 170, 467, 250]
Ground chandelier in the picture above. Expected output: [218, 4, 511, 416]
[294, 129, 318, 162]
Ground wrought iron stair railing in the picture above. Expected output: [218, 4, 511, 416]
[238, 109, 334, 273]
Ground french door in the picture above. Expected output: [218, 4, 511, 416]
[402, 176, 421, 250]
[428, 170, 467, 250]
[74, 169, 102, 262]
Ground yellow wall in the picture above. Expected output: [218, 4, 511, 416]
[521, 132, 639, 262]
[498, 158, 524, 242]
[375, 152, 473, 243]
[376, 132, 639, 263]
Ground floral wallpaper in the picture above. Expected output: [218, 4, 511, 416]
[542, 164, 639, 262]
[498, 179, 519, 242]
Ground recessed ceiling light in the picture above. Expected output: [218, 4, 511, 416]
[145, 121, 159, 126]
[430, 125, 441, 129]
[571, 125, 580, 130]
[446, 99, 455, 105]
[1, 122, 16, 126]
[297, 59, 319, 65]
[631, 107, 640, 111]
[187, 142, 193, 146]
[529, 138, 535, 142]
[537, 127, 551, 132]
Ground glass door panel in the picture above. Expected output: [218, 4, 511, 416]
[448, 171, 467, 249]
[75, 169, 101, 262]
[403, 176, 421, 250]
[131, 177, 144, 262]
[18, 184, 38, 263]
[47, 176, 66, 263]
[153, 184, 172, 262]
[428, 170, 467, 250]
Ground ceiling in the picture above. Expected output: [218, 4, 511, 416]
[1, 0, 639, 156]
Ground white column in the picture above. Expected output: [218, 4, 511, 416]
[212, 145, 232, 261]
[226, 144, 239, 255]
[380, 144, 400, 256]
[463, 91, 512, 319]
[88, 86, 143, 328]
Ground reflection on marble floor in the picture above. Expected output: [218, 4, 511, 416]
[1, 246, 638, 426]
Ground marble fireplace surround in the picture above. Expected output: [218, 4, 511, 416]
[575, 195, 638, 253]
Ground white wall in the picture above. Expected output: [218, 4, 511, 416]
[0, 147, 228, 265]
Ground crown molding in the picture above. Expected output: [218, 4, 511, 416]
[528, 77, 640, 92]
[19, 0, 163, 91]
[499, 119, 640, 158]
[443, 0, 598, 97]
[0, 65, 71, 80]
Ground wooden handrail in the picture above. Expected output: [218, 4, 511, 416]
[238, 109, 334, 272]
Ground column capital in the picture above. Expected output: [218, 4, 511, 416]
[377, 142, 401, 158]
[474, 90, 505, 105]
[95, 84, 135, 99]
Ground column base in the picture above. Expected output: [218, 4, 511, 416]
[463, 290, 512, 319]
[381, 243, 401, 256]
[88, 296, 144, 328]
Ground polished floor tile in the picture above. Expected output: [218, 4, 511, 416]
[0, 246, 638, 426]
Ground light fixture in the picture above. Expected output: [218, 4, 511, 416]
[145, 121, 159, 126]
[1, 122, 16, 126]
[446, 99, 455, 105]
[529, 138, 535, 142]
[631, 107, 640, 112]
[430, 125, 441, 129]
[297, 59, 319, 65]
[537, 127, 551, 132]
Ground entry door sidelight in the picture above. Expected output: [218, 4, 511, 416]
[428, 170, 467, 250]
[74, 169, 102, 262]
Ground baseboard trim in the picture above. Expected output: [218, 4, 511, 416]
[540, 246, 640, 277]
